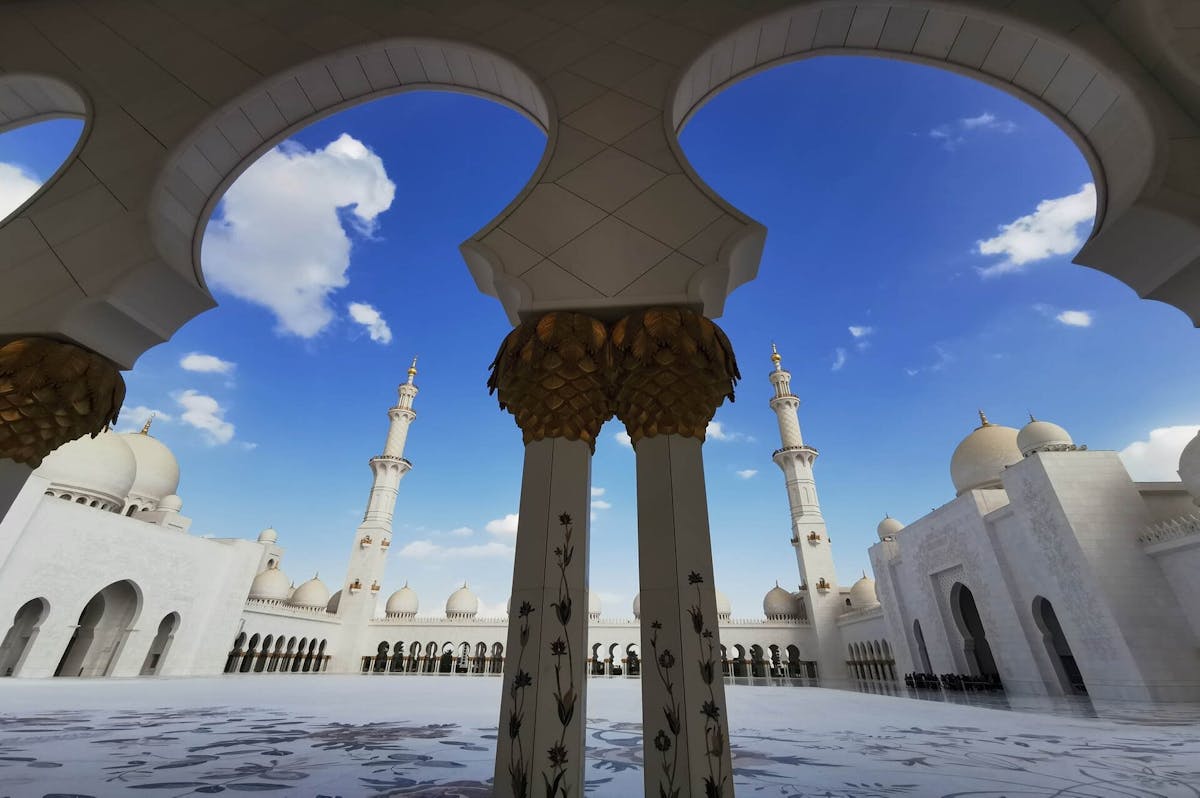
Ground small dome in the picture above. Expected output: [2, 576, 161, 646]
[849, 574, 879, 608]
[877, 515, 904, 541]
[446, 582, 479, 618]
[950, 413, 1022, 495]
[158, 494, 183, 512]
[588, 591, 601, 620]
[1017, 417, 1074, 456]
[37, 429, 137, 505]
[257, 527, 278, 543]
[121, 429, 180, 506]
[715, 589, 732, 620]
[1179, 429, 1200, 505]
[248, 564, 291, 601]
[326, 589, 342, 613]
[632, 592, 641, 619]
[387, 582, 419, 616]
[289, 575, 331, 609]
[764, 582, 798, 619]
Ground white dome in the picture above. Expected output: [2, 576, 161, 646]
[158, 494, 183, 512]
[387, 583, 419, 616]
[326, 589, 342, 613]
[950, 414, 1022, 495]
[1179, 429, 1200, 505]
[632, 592, 641, 619]
[36, 429, 137, 506]
[248, 564, 291, 601]
[849, 574, 879, 608]
[588, 591, 601, 619]
[877, 515, 904, 540]
[764, 583, 798, 619]
[1017, 418, 1074, 456]
[289, 576, 331, 609]
[121, 430, 180, 505]
[257, 527, 278, 543]
[446, 583, 479, 618]
[715, 589, 732, 620]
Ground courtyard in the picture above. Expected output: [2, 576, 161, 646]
[1, 676, 1197, 797]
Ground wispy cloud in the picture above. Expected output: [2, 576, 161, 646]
[1055, 310, 1093, 327]
[707, 420, 752, 443]
[396, 539, 513, 560]
[202, 133, 396, 338]
[904, 344, 953, 377]
[591, 487, 606, 497]
[614, 430, 633, 449]
[591, 499, 612, 510]
[448, 526, 474, 537]
[976, 183, 1096, 277]
[1120, 425, 1199, 481]
[831, 347, 847, 372]
[736, 469, 758, 479]
[347, 301, 393, 344]
[928, 111, 1017, 150]
[180, 352, 235, 375]
[174, 390, 235, 444]
[116, 405, 173, 433]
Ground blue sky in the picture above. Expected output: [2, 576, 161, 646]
[2, 56, 1197, 621]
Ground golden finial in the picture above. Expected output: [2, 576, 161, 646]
[978, 409, 991, 427]
[140, 413, 154, 435]
[406, 355, 418, 383]
[770, 341, 782, 370]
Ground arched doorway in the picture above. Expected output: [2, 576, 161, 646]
[1033, 596, 1086, 695]
[913, 619, 932, 673]
[139, 612, 179, 675]
[55, 580, 141, 678]
[950, 583, 998, 677]
[0, 598, 49, 677]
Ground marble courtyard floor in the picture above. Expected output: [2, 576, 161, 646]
[1, 676, 1198, 797]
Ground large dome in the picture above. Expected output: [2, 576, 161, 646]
[37, 429, 137, 508]
[446, 583, 479, 618]
[121, 428, 180, 506]
[849, 574, 879, 608]
[248, 564, 291, 601]
[1017, 417, 1074, 456]
[387, 582, 419, 617]
[1179, 429, 1200, 505]
[289, 576, 331, 609]
[764, 583, 798, 619]
[950, 413, 1022, 495]
[877, 515, 904, 541]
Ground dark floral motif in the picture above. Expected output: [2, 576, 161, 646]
[654, 730, 672, 752]
[658, 650, 676, 670]
[701, 701, 721, 722]
[547, 743, 568, 767]
[649, 618, 681, 798]
[550, 638, 567, 656]
[651, 620, 662, 629]
[558, 512, 572, 526]
[512, 670, 532, 691]
[688, 571, 704, 584]
[688, 605, 705, 634]
[542, 511, 579, 797]
[518, 601, 535, 618]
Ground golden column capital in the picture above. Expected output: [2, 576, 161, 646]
[611, 307, 739, 444]
[0, 337, 126, 467]
[488, 311, 613, 451]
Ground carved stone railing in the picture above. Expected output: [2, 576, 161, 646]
[244, 598, 338, 619]
[1138, 513, 1200, 549]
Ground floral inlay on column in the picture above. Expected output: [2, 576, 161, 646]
[506, 600, 534, 797]
[544, 512, 578, 797]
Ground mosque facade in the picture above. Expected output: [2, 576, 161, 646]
[2, 354, 1198, 702]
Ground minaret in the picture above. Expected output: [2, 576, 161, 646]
[332, 358, 419, 671]
[769, 344, 844, 682]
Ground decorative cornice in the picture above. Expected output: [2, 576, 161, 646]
[1139, 513, 1200, 549]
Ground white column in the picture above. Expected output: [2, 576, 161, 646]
[494, 437, 591, 798]
[635, 434, 734, 798]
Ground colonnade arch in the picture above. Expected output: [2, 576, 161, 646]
[950, 582, 999, 678]
[0, 597, 49, 677]
[1033, 595, 1086, 695]
[224, 631, 330, 674]
[54, 580, 142, 678]
[139, 612, 180, 675]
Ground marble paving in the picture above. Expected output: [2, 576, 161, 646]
[1, 676, 1198, 797]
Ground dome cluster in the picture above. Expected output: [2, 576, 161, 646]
[386, 583, 419, 618]
[950, 412, 1079, 495]
[445, 583, 479, 619]
[763, 583, 802, 620]
[848, 574, 879, 608]
[35, 424, 181, 514]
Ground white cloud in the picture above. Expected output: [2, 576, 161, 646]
[591, 499, 612, 510]
[347, 301, 393, 344]
[477, 598, 509, 618]
[180, 352, 235, 374]
[1055, 310, 1093, 327]
[976, 183, 1096, 277]
[849, 325, 873, 339]
[449, 526, 474, 537]
[174, 389, 235, 445]
[116, 405, 172, 433]
[928, 111, 1016, 149]
[485, 513, 519, 538]
[614, 430, 633, 448]
[706, 420, 752, 442]
[831, 347, 847, 371]
[202, 134, 396, 338]
[591, 487, 606, 497]
[736, 469, 758, 479]
[1120, 426, 1200, 481]
[905, 344, 953, 377]
[0, 162, 42, 219]
[960, 112, 1016, 133]
[397, 539, 513, 560]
